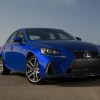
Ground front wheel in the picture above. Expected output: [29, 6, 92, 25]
[25, 56, 45, 84]
[0, 56, 10, 75]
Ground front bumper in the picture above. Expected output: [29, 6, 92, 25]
[35, 50, 100, 78]
[66, 58, 100, 77]
[46, 58, 100, 78]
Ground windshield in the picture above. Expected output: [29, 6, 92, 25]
[26, 29, 75, 41]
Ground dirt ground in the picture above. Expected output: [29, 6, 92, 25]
[0, 73, 100, 100]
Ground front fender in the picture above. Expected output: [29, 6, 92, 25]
[27, 48, 74, 78]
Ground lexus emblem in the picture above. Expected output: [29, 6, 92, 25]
[83, 52, 92, 58]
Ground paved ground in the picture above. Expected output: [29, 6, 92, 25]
[0, 73, 100, 100]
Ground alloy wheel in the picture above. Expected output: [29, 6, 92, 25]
[0, 57, 3, 74]
[26, 57, 41, 83]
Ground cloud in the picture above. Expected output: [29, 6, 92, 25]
[47, 0, 79, 5]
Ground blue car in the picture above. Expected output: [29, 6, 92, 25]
[0, 28, 100, 84]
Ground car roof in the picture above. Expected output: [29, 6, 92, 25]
[19, 28, 63, 31]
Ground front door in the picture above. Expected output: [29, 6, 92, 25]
[10, 30, 27, 72]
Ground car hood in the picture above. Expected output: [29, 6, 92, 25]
[29, 40, 99, 52]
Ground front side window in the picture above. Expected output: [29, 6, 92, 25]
[26, 29, 75, 41]
[7, 31, 18, 43]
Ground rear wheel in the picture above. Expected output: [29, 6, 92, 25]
[25, 56, 45, 84]
[0, 56, 10, 75]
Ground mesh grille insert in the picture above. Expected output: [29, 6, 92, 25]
[72, 51, 99, 59]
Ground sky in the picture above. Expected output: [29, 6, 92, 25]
[0, 0, 100, 46]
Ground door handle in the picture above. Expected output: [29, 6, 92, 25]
[11, 46, 13, 50]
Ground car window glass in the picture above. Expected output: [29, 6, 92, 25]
[7, 31, 18, 43]
[27, 29, 75, 40]
[29, 35, 40, 40]
[17, 32, 26, 43]
[58, 33, 70, 40]
[49, 33, 56, 39]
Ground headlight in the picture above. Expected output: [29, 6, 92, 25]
[41, 48, 60, 55]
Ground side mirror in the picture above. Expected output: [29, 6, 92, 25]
[12, 37, 22, 43]
[76, 37, 82, 41]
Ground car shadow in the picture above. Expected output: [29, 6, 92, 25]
[10, 72, 25, 77]
[10, 72, 100, 87]
[46, 76, 100, 87]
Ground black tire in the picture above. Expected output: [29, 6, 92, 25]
[25, 56, 45, 85]
[0, 56, 10, 75]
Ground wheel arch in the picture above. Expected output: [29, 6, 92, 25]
[0, 54, 4, 59]
[0, 50, 5, 61]
[26, 52, 35, 60]
[0, 54, 2, 58]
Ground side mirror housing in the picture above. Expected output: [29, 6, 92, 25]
[76, 37, 82, 41]
[12, 37, 22, 43]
